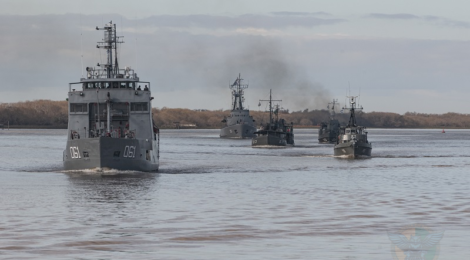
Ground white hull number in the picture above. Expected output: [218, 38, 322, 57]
[123, 146, 136, 158]
[70, 146, 81, 159]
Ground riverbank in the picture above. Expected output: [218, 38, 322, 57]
[2, 100, 470, 129]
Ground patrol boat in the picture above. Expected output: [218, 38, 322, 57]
[220, 74, 257, 138]
[318, 99, 340, 143]
[63, 21, 159, 171]
[252, 90, 294, 147]
[334, 96, 371, 158]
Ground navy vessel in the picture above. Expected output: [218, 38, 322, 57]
[220, 74, 256, 138]
[252, 90, 294, 147]
[334, 96, 371, 158]
[63, 21, 159, 171]
[318, 99, 340, 143]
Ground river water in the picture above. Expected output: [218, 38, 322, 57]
[0, 128, 469, 259]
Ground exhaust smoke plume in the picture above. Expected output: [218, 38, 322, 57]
[215, 37, 332, 111]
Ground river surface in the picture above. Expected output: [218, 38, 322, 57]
[0, 128, 469, 259]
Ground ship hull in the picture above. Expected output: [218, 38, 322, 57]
[318, 132, 338, 144]
[252, 134, 287, 147]
[220, 124, 257, 139]
[318, 120, 340, 144]
[334, 142, 372, 158]
[63, 137, 159, 172]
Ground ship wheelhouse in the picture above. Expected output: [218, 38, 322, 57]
[68, 77, 155, 142]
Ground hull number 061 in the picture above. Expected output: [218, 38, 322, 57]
[123, 146, 136, 158]
[70, 146, 81, 159]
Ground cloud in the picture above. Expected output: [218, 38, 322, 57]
[1, 13, 470, 113]
[137, 14, 345, 29]
[270, 11, 331, 17]
[366, 13, 470, 29]
[423, 15, 470, 28]
[366, 13, 419, 20]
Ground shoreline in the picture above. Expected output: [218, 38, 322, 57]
[1, 126, 466, 130]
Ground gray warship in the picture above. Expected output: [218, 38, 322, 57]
[252, 90, 294, 147]
[334, 96, 371, 158]
[63, 21, 159, 171]
[318, 99, 340, 143]
[220, 74, 257, 138]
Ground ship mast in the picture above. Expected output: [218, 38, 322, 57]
[230, 73, 248, 110]
[96, 21, 123, 78]
[344, 96, 362, 127]
[259, 89, 282, 126]
[328, 99, 338, 120]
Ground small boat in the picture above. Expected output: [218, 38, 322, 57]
[334, 96, 371, 158]
[220, 74, 257, 138]
[252, 90, 294, 147]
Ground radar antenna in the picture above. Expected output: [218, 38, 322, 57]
[328, 99, 339, 120]
[96, 21, 124, 78]
[229, 73, 249, 110]
[259, 89, 282, 125]
[343, 96, 363, 127]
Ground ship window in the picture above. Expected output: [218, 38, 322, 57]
[112, 82, 119, 88]
[111, 102, 130, 119]
[120, 82, 127, 88]
[83, 151, 89, 158]
[113, 151, 120, 157]
[70, 103, 88, 113]
[129, 82, 135, 89]
[131, 102, 148, 112]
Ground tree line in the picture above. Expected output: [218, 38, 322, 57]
[1, 100, 470, 129]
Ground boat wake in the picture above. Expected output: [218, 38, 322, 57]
[62, 168, 147, 175]
[302, 155, 335, 158]
[333, 155, 372, 159]
[252, 145, 289, 149]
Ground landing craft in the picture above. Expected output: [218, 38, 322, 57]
[220, 74, 257, 138]
[334, 96, 371, 158]
[63, 22, 159, 171]
[252, 90, 294, 147]
[318, 99, 341, 143]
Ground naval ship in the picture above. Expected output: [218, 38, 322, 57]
[252, 90, 294, 147]
[63, 21, 159, 171]
[220, 74, 256, 138]
[318, 99, 340, 143]
[334, 96, 371, 158]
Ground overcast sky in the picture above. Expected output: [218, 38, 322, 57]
[2, 0, 470, 113]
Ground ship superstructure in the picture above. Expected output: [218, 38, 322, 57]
[334, 96, 371, 158]
[252, 90, 294, 147]
[318, 99, 340, 143]
[220, 74, 256, 138]
[63, 21, 159, 171]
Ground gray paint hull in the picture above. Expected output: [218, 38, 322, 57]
[220, 124, 257, 139]
[63, 137, 159, 171]
[252, 134, 287, 147]
[318, 119, 340, 144]
[334, 142, 372, 158]
[318, 132, 337, 144]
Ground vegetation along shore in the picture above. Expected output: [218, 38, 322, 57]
[0, 100, 469, 129]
